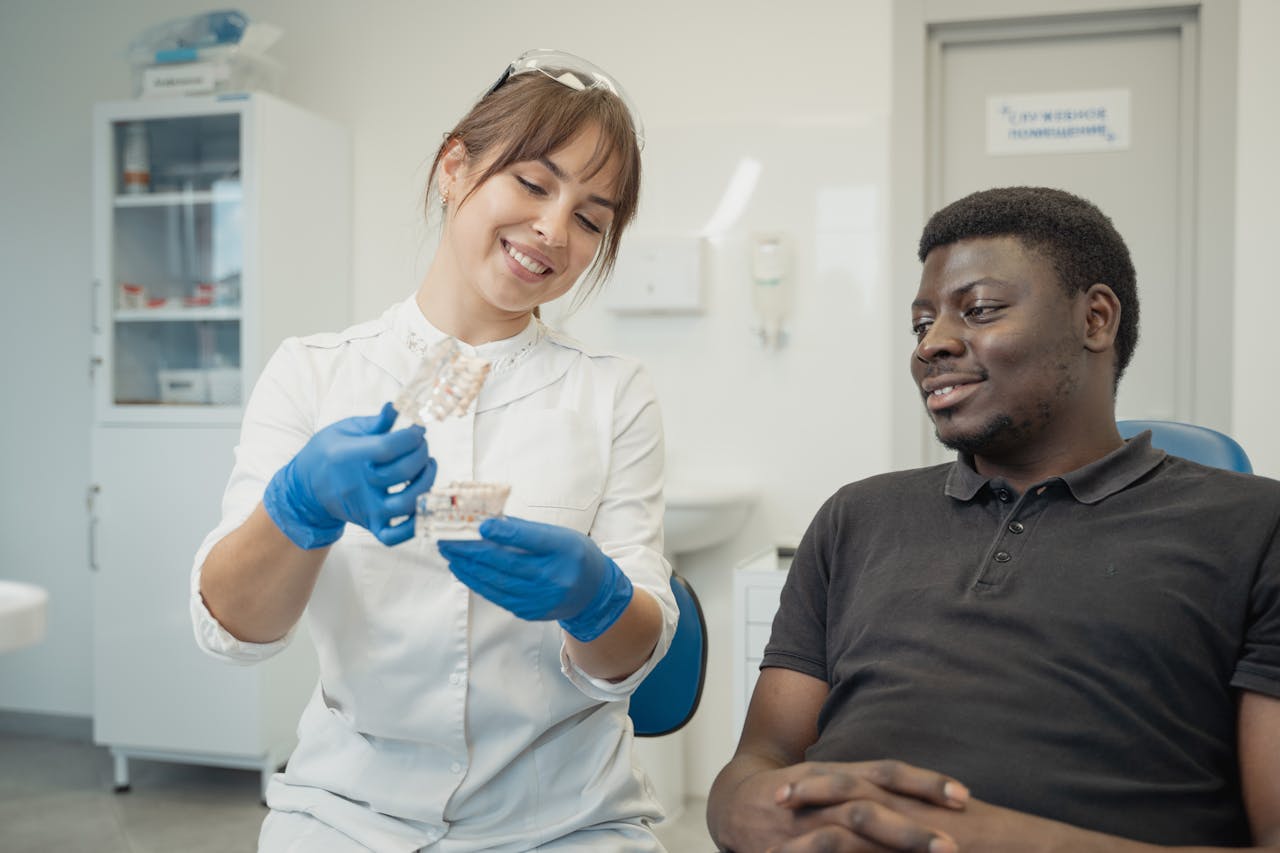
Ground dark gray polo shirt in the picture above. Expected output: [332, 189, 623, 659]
[763, 433, 1280, 844]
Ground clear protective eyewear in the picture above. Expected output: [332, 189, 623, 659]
[485, 48, 645, 149]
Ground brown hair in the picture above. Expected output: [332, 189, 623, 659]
[426, 72, 642, 299]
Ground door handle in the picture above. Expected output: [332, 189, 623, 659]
[91, 279, 102, 334]
[87, 484, 101, 571]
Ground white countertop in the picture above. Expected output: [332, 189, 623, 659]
[0, 580, 48, 654]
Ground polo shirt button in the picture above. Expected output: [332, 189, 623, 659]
[448, 673, 462, 686]
[451, 762, 463, 774]
[997, 489, 1011, 502]
[1008, 521, 1025, 534]
[994, 551, 1012, 562]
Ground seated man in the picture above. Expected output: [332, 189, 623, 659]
[708, 186, 1280, 852]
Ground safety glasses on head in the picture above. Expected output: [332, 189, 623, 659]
[485, 48, 645, 150]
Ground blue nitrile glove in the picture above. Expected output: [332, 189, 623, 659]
[436, 516, 634, 642]
[263, 402, 436, 549]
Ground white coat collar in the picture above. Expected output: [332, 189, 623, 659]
[355, 296, 580, 413]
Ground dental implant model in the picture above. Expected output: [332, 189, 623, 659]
[417, 481, 512, 541]
[394, 336, 510, 541]
[394, 337, 492, 427]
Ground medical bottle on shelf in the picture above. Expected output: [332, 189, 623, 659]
[122, 122, 150, 194]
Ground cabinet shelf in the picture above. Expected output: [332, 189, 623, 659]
[114, 306, 241, 322]
[114, 188, 243, 208]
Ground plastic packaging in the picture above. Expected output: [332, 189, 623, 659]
[128, 10, 282, 97]
[129, 10, 249, 58]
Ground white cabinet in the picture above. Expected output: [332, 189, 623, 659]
[89, 94, 351, 797]
[732, 549, 792, 732]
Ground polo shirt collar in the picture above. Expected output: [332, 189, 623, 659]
[944, 430, 1166, 504]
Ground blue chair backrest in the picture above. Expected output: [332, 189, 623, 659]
[629, 574, 707, 737]
[1117, 419, 1253, 473]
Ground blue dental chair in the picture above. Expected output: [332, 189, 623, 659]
[1117, 419, 1253, 473]
[628, 574, 707, 737]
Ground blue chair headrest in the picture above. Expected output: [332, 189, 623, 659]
[1117, 419, 1252, 474]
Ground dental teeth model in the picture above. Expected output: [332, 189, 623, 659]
[395, 337, 492, 427]
[417, 481, 512, 541]
[394, 337, 510, 541]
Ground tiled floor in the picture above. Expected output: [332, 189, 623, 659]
[0, 732, 715, 852]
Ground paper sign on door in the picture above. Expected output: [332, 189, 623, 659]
[987, 89, 1131, 155]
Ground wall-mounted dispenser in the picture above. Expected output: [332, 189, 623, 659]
[750, 232, 792, 348]
[603, 236, 704, 315]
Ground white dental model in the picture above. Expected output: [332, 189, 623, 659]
[417, 481, 512, 541]
[394, 337, 492, 426]
[394, 337, 510, 541]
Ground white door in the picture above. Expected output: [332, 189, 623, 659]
[91, 426, 263, 755]
[91, 425, 317, 762]
[933, 13, 1194, 430]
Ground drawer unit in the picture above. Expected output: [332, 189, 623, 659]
[732, 548, 792, 732]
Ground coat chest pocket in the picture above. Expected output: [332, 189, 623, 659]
[497, 408, 605, 530]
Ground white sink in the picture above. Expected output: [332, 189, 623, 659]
[0, 580, 48, 654]
[663, 482, 757, 554]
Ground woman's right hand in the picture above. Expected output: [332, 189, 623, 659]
[263, 402, 436, 548]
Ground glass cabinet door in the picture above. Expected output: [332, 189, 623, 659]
[108, 112, 243, 408]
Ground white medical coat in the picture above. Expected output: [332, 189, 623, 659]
[190, 296, 677, 851]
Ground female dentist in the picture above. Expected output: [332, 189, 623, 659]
[191, 49, 676, 852]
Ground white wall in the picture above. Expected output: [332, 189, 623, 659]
[0, 0, 1275, 803]
[1232, 0, 1280, 479]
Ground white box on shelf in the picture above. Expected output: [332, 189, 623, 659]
[136, 44, 282, 98]
[157, 369, 209, 404]
[205, 368, 241, 405]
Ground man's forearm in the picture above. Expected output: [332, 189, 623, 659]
[707, 753, 789, 851]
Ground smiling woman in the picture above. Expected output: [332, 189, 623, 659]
[429, 119, 626, 332]
[427, 54, 641, 305]
[191, 50, 677, 852]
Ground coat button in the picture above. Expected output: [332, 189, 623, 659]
[996, 489, 1012, 502]
[994, 551, 1012, 563]
[1008, 521, 1025, 534]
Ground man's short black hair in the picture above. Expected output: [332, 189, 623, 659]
[917, 186, 1139, 389]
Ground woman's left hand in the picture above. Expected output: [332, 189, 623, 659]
[437, 516, 633, 642]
